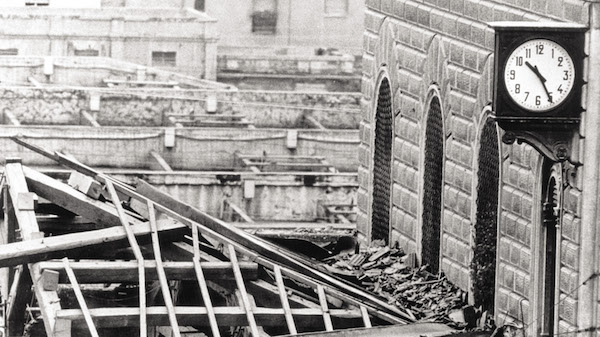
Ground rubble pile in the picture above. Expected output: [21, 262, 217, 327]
[322, 242, 472, 329]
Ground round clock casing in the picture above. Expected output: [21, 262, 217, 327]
[503, 38, 575, 112]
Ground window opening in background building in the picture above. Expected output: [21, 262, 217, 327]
[371, 77, 392, 243]
[0, 49, 18, 56]
[324, 0, 348, 16]
[25, 0, 48, 6]
[194, 0, 205, 11]
[471, 118, 499, 312]
[421, 96, 443, 274]
[252, 0, 277, 34]
[74, 49, 99, 57]
[152, 51, 177, 67]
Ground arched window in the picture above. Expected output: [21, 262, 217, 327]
[371, 78, 393, 243]
[471, 117, 499, 311]
[421, 96, 443, 273]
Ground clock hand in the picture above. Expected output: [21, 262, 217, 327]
[525, 61, 547, 83]
[524, 61, 553, 102]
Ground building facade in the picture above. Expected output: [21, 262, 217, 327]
[0, 6, 218, 80]
[358, 1, 598, 336]
[204, 0, 365, 55]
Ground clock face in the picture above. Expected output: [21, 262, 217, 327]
[503, 38, 575, 112]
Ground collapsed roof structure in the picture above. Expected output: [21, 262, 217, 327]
[0, 138, 460, 337]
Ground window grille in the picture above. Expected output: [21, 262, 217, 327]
[152, 51, 177, 67]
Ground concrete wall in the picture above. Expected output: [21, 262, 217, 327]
[205, 0, 365, 55]
[0, 7, 218, 79]
[360, 1, 589, 335]
[107, 172, 357, 221]
[0, 87, 361, 129]
[0, 126, 359, 172]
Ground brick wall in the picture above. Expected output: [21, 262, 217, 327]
[360, 0, 589, 334]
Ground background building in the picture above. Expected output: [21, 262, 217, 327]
[0, 5, 218, 80]
[358, 1, 595, 336]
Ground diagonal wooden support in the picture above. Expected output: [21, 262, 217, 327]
[148, 201, 181, 337]
[149, 151, 173, 172]
[360, 305, 372, 328]
[228, 244, 260, 336]
[273, 266, 297, 335]
[105, 180, 146, 337]
[81, 111, 101, 127]
[317, 285, 333, 331]
[192, 225, 220, 337]
[4, 161, 71, 337]
[62, 258, 99, 337]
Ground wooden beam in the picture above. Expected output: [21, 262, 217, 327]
[4, 161, 70, 336]
[4, 110, 21, 126]
[148, 201, 181, 337]
[56, 306, 363, 329]
[62, 258, 99, 337]
[81, 111, 101, 127]
[23, 166, 135, 229]
[7, 265, 32, 337]
[37, 260, 257, 283]
[317, 285, 334, 331]
[192, 225, 220, 337]
[105, 180, 147, 337]
[304, 115, 327, 130]
[227, 244, 260, 337]
[149, 151, 173, 172]
[274, 265, 297, 335]
[223, 200, 254, 223]
[0, 217, 184, 268]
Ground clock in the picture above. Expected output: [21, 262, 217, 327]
[490, 22, 586, 162]
[503, 38, 575, 112]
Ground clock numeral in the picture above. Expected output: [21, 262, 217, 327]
[558, 56, 563, 67]
[558, 84, 563, 93]
[509, 70, 515, 80]
[536, 44, 544, 55]
[552, 49, 554, 58]
[525, 49, 531, 58]
[535, 95, 541, 106]
[563, 70, 569, 80]
[524, 92, 530, 101]
[515, 56, 523, 66]
[515, 84, 520, 94]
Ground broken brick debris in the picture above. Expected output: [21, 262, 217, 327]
[322, 241, 481, 330]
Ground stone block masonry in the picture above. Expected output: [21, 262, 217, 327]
[361, 0, 589, 334]
[0, 87, 362, 130]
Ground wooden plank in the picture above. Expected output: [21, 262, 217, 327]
[360, 306, 372, 328]
[62, 258, 99, 337]
[317, 285, 333, 331]
[56, 306, 363, 328]
[192, 225, 220, 337]
[149, 151, 173, 172]
[224, 200, 254, 223]
[37, 260, 257, 283]
[4, 110, 21, 126]
[0, 217, 184, 268]
[273, 266, 297, 335]
[7, 265, 32, 337]
[81, 111, 101, 127]
[148, 201, 181, 337]
[228, 244, 260, 336]
[23, 166, 135, 229]
[105, 180, 147, 337]
[304, 115, 327, 130]
[5, 162, 70, 336]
